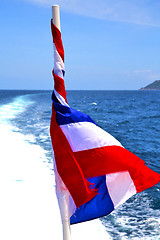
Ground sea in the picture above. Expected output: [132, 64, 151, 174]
[0, 90, 159, 240]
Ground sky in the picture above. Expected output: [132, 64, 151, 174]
[0, 0, 160, 90]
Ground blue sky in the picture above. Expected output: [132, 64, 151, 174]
[0, 0, 160, 90]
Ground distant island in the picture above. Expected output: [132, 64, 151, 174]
[141, 80, 160, 90]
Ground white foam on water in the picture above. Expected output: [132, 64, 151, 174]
[0, 96, 33, 124]
[71, 220, 111, 240]
[0, 124, 61, 238]
[89, 102, 97, 106]
[103, 193, 160, 240]
[0, 96, 111, 240]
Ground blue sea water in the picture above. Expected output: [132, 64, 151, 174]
[0, 90, 160, 239]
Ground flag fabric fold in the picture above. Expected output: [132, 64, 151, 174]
[50, 19, 160, 225]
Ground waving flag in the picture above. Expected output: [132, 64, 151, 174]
[50, 19, 160, 225]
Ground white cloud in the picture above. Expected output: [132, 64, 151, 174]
[134, 70, 160, 80]
[123, 69, 160, 81]
[148, 73, 160, 81]
[134, 70, 152, 74]
[23, 0, 160, 27]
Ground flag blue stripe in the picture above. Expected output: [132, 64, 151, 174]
[53, 102, 96, 126]
[70, 175, 114, 224]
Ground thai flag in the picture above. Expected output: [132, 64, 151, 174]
[50, 20, 160, 225]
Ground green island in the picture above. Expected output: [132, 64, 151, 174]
[141, 80, 160, 90]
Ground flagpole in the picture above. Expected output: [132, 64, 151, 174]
[52, 5, 71, 240]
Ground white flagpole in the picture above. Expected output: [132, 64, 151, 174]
[52, 5, 71, 240]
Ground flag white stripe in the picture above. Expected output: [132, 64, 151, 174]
[60, 121, 122, 152]
[54, 43, 65, 79]
[106, 171, 136, 208]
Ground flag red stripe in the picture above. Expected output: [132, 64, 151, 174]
[51, 20, 64, 62]
[50, 106, 97, 207]
[53, 71, 67, 102]
[74, 146, 160, 193]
